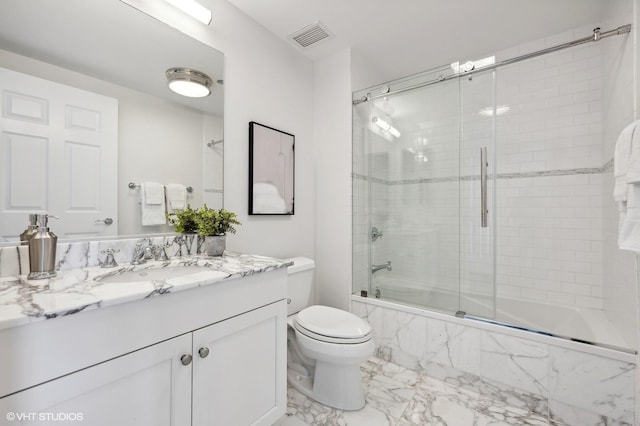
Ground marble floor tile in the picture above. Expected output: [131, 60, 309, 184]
[280, 357, 560, 426]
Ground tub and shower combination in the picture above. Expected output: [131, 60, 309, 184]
[351, 18, 637, 425]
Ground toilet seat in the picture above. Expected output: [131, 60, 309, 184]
[293, 305, 372, 344]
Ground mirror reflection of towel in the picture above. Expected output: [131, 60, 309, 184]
[166, 183, 187, 213]
[253, 182, 287, 213]
[140, 182, 166, 225]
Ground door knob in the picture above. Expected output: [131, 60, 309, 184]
[198, 347, 210, 358]
[180, 354, 192, 366]
[95, 218, 114, 225]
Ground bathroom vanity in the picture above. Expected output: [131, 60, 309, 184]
[0, 252, 288, 426]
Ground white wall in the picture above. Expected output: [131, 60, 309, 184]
[123, 0, 315, 259]
[313, 48, 352, 310]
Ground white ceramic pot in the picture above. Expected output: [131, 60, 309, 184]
[202, 235, 225, 256]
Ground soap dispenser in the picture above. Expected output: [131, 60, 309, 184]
[27, 214, 58, 280]
[19, 214, 39, 245]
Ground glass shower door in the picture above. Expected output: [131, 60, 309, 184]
[458, 69, 497, 318]
[352, 65, 497, 318]
[353, 73, 464, 314]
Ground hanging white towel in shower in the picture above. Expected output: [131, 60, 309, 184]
[166, 183, 187, 213]
[619, 184, 640, 252]
[613, 122, 637, 202]
[617, 120, 640, 252]
[140, 182, 166, 226]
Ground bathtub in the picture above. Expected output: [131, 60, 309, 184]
[371, 279, 635, 353]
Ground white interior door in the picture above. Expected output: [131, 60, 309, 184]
[0, 67, 118, 241]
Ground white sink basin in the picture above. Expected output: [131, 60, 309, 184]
[98, 265, 207, 284]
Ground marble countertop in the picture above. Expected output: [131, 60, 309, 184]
[0, 252, 291, 332]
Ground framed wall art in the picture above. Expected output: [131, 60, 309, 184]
[248, 121, 294, 215]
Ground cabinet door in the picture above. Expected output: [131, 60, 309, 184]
[192, 300, 287, 426]
[0, 333, 192, 426]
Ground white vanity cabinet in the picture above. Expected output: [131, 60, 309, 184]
[0, 268, 288, 426]
[192, 301, 286, 425]
[0, 334, 193, 426]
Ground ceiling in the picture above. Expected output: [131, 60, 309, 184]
[226, 0, 608, 84]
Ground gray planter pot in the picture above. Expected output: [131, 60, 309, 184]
[202, 235, 225, 256]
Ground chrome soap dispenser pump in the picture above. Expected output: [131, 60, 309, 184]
[27, 213, 59, 280]
[19, 213, 39, 245]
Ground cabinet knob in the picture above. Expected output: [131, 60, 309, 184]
[198, 347, 210, 358]
[180, 354, 192, 366]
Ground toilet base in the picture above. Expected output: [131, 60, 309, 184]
[287, 361, 366, 411]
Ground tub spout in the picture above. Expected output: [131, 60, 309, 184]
[372, 261, 392, 274]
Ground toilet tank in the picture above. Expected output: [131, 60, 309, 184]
[286, 257, 315, 316]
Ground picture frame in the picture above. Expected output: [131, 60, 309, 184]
[248, 121, 295, 215]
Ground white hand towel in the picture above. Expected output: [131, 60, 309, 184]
[624, 122, 640, 184]
[619, 185, 640, 252]
[166, 183, 187, 213]
[614, 122, 637, 201]
[143, 182, 164, 205]
[140, 182, 166, 226]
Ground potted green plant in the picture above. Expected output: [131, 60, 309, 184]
[167, 205, 198, 233]
[167, 206, 199, 255]
[193, 206, 241, 256]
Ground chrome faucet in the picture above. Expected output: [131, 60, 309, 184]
[371, 261, 392, 274]
[152, 243, 170, 261]
[131, 242, 147, 265]
[100, 248, 120, 268]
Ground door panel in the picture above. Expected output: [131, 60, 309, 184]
[459, 70, 496, 318]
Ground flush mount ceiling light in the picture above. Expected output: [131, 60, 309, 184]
[165, 0, 212, 25]
[166, 67, 213, 98]
[372, 116, 401, 138]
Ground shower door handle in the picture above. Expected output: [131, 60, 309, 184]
[480, 147, 488, 227]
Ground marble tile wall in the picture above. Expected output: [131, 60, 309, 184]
[352, 299, 636, 425]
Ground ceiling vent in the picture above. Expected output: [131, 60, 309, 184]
[288, 21, 333, 48]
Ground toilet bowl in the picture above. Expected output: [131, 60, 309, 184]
[286, 258, 374, 411]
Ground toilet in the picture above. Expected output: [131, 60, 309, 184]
[286, 257, 374, 411]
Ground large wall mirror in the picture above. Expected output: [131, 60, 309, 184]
[0, 0, 223, 244]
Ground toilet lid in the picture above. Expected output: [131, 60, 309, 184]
[294, 305, 372, 340]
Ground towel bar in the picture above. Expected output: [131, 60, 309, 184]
[128, 182, 193, 193]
